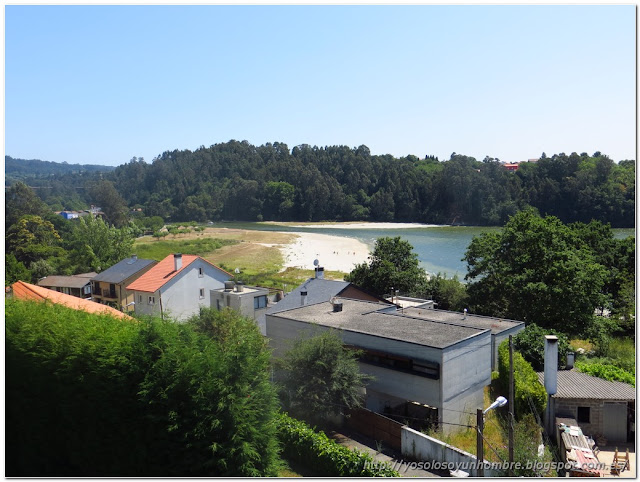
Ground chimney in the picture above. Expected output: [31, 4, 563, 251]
[566, 352, 575, 370]
[315, 266, 324, 279]
[544, 335, 558, 395]
[332, 301, 343, 312]
[131, 254, 138, 261]
[174, 253, 182, 271]
[301, 290, 307, 306]
[463, 308, 468, 319]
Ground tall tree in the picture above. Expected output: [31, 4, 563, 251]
[345, 236, 428, 297]
[5, 182, 50, 228]
[90, 180, 129, 227]
[6, 215, 64, 265]
[278, 330, 372, 425]
[464, 209, 607, 336]
[67, 215, 134, 272]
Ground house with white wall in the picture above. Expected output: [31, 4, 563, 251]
[126, 253, 232, 321]
[266, 295, 493, 433]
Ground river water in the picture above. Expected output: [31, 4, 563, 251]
[219, 222, 634, 280]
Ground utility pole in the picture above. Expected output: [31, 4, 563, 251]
[477, 408, 484, 477]
[508, 335, 515, 476]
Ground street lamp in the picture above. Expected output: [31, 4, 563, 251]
[483, 396, 507, 415]
[477, 396, 508, 477]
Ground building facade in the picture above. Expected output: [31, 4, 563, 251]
[126, 253, 232, 321]
[91, 255, 156, 312]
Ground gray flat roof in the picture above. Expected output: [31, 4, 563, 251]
[537, 371, 635, 400]
[92, 257, 156, 283]
[402, 307, 524, 335]
[271, 298, 488, 349]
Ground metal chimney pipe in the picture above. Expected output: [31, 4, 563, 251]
[174, 253, 182, 271]
[544, 335, 558, 395]
[566, 352, 575, 369]
[300, 290, 307, 306]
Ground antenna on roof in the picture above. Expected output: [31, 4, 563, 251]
[234, 267, 241, 274]
[313, 259, 319, 267]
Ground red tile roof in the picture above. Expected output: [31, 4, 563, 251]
[126, 254, 231, 293]
[11, 281, 133, 320]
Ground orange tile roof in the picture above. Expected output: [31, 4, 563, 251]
[125, 254, 231, 293]
[10, 281, 133, 321]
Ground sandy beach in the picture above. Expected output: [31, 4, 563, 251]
[278, 231, 370, 273]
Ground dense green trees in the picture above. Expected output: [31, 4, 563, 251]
[67, 216, 135, 272]
[6, 301, 281, 476]
[5, 183, 136, 281]
[464, 209, 633, 338]
[465, 209, 600, 335]
[10, 144, 634, 227]
[345, 236, 428, 297]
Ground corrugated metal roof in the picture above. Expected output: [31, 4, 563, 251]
[11, 281, 133, 320]
[92, 257, 156, 283]
[126, 254, 231, 293]
[37, 273, 96, 289]
[538, 370, 635, 400]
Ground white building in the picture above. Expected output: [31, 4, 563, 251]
[126, 253, 232, 321]
[266, 295, 494, 433]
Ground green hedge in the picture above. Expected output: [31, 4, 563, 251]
[277, 412, 399, 477]
[497, 341, 547, 420]
[6, 300, 280, 477]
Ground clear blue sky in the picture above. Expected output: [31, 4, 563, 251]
[5, 5, 636, 167]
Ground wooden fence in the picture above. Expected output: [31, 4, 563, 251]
[345, 407, 403, 451]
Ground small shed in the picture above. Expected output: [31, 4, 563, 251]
[538, 371, 635, 443]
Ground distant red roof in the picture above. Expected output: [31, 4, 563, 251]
[10, 281, 133, 320]
[126, 254, 231, 293]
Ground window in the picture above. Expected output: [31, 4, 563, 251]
[83, 285, 92, 295]
[148, 296, 155, 305]
[254, 295, 267, 309]
[577, 406, 591, 423]
[198, 267, 204, 278]
[199, 288, 205, 299]
[216, 299, 221, 310]
[139, 295, 142, 303]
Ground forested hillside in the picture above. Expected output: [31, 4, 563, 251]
[5, 156, 115, 182]
[11, 141, 635, 227]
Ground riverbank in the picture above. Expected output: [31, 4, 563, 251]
[263, 221, 438, 230]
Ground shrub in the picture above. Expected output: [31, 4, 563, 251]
[277, 412, 398, 477]
[513, 323, 570, 371]
[497, 340, 546, 420]
[6, 299, 280, 477]
[575, 361, 635, 387]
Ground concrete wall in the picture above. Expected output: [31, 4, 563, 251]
[553, 398, 631, 442]
[440, 332, 492, 432]
[211, 287, 269, 334]
[131, 290, 161, 318]
[492, 324, 525, 371]
[401, 426, 501, 477]
[266, 314, 444, 409]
